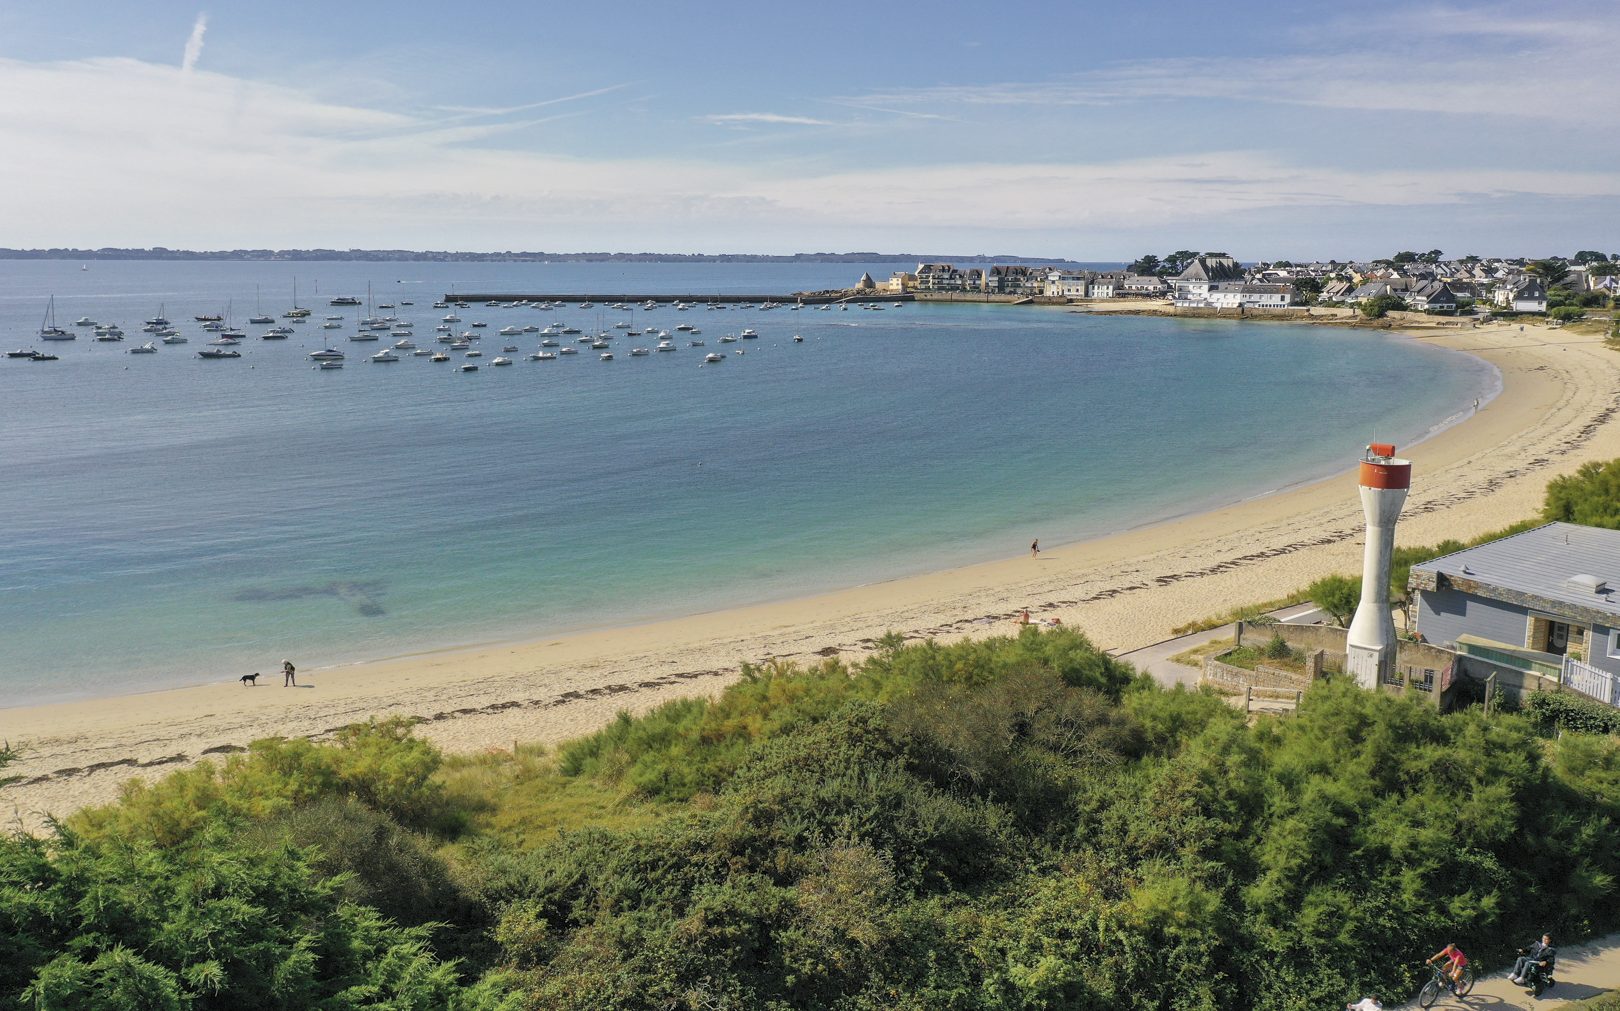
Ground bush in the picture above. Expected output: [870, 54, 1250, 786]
[1550, 306, 1587, 322]
[1360, 294, 1409, 318]
[1264, 633, 1294, 661]
[1524, 690, 1620, 736]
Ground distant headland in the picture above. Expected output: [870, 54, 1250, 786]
[0, 247, 1081, 264]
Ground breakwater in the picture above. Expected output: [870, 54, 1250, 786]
[444, 292, 915, 304]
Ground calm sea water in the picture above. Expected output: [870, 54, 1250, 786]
[0, 260, 1496, 705]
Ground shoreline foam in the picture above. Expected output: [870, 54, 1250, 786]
[4, 320, 1617, 831]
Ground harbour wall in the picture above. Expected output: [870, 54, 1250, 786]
[444, 292, 914, 305]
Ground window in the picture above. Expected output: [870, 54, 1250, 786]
[1609, 629, 1620, 660]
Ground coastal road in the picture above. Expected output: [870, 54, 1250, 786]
[1115, 602, 1324, 689]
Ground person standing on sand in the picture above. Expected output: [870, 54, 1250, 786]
[282, 659, 296, 686]
[1031, 539, 1040, 559]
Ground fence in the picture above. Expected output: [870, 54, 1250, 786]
[1563, 656, 1619, 707]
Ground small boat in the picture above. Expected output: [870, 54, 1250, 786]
[6, 348, 38, 358]
[161, 334, 189, 344]
[145, 309, 170, 327]
[704, 353, 724, 363]
[318, 360, 344, 369]
[558, 346, 579, 355]
[377, 302, 395, 309]
[207, 336, 241, 346]
[128, 341, 158, 354]
[471, 321, 488, 328]
[491, 356, 513, 366]
[740, 329, 759, 339]
[502, 344, 519, 352]
[400, 300, 414, 306]
[792, 334, 804, 343]
[393, 339, 416, 349]
[308, 348, 344, 361]
[329, 296, 362, 306]
[688, 339, 705, 347]
[430, 352, 449, 362]
[370, 349, 399, 362]
[529, 351, 557, 361]
[196, 348, 241, 359]
[259, 331, 288, 340]
[248, 314, 274, 325]
[540, 338, 559, 347]
[656, 341, 676, 351]
[29, 352, 59, 361]
[676, 323, 694, 331]
[463, 349, 482, 358]
[195, 314, 222, 322]
[73, 316, 97, 327]
[499, 326, 522, 336]
[629, 347, 650, 356]
[599, 351, 613, 361]
[459, 363, 478, 372]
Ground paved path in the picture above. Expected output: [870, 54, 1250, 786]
[1115, 603, 1323, 689]
[1392, 932, 1619, 1009]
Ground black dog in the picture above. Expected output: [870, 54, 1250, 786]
[241, 673, 260, 686]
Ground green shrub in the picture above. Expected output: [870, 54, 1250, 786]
[1525, 690, 1620, 736]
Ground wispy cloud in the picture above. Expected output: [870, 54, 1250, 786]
[701, 112, 834, 127]
[180, 13, 207, 74]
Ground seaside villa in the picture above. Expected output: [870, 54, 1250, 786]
[1408, 522, 1620, 705]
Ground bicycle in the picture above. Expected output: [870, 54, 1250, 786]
[1418, 961, 1475, 1008]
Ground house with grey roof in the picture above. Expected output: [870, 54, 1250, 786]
[1492, 276, 1547, 312]
[1409, 522, 1620, 704]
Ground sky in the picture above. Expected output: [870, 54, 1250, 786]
[0, 0, 1614, 260]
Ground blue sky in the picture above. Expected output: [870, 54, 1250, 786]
[0, 0, 1613, 259]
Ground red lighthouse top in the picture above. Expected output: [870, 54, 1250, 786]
[1360, 443, 1411, 490]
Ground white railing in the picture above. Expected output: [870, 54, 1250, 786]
[1563, 656, 1619, 707]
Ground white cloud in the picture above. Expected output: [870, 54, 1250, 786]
[701, 113, 835, 127]
[0, 52, 1615, 252]
[180, 13, 207, 74]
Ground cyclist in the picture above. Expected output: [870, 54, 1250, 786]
[1427, 942, 1469, 991]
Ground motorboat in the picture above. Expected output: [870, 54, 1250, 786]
[793, 334, 804, 342]
[740, 329, 759, 339]
[349, 332, 380, 341]
[540, 338, 559, 347]
[528, 351, 557, 361]
[558, 346, 579, 355]
[400, 301, 414, 306]
[207, 336, 241, 346]
[201, 321, 224, 331]
[470, 321, 487, 328]
[441, 313, 461, 323]
[499, 326, 522, 336]
[259, 331, 288, 340]
[161, 334, 189, 344]
[719, 335, 738, 343]
[688, 339, 705, 347]
[656, 341, 676, 351]
[629, 347, 650, 356]
[220, 328, 247, 340]
[318, 360, 344, 369]
[377, 302, 395, 309]
[308, 348, 344, 361]
[29, 352, 59, 361]
[197, 348, 241, 359]
[502, 344, 519, 353]
[393, 339, 416, 349]
[450, 340, 471, 350]
[145, 312, 170, 327]
[248, 314, 274, 325]
[329, 296, 362, 306]
[93, 331, 123, 342]
[463, 349, 482, 358]
[325, 315, 344, 321]
[411, 348, 432, 356]
[676, 324, 694, 331]
[430, 352, 449, 362]
[370, 349, 399, 362]
[6, 348, 38, 358]
[704, 353, 724, 363]
[599, 351, 613, 361]
[195, 314, 223, 322]
[128, 341, 158, 354]
[561, 326, 581, 334]
[321, 321, 343, 329]
[491, 356, 513, 366]
[268, 326, 295, 334]
[590, 340, 609, 350]
[435, 324, 452, 333]
[73, 316, 97, 327]
[459, 363, 478, 372]
[432, 301, 448, 309]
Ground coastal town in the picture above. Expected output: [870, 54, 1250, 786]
[870, 250, 1619, 316]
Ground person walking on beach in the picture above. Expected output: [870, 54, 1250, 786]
[1031, 539, 1040, 559]
[282, 659, 296, 687]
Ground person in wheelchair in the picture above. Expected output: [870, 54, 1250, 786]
[1509, 934, 1556, 992]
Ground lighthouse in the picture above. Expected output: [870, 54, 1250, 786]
[1345, 443, 1411, 690]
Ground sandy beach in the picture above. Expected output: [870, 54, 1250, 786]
[5, 318, 1618, 831]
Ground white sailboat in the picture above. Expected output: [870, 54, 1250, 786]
[248, 285, 274, 325]
[283, 278, 311, 318]
[39, 296, 73, 340]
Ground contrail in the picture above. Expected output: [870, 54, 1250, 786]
[181, 13, 208, 73]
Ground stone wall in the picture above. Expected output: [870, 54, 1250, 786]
[1202, 657, 1313, 692]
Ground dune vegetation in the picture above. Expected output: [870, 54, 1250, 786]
[4, 625, 1619, 1010]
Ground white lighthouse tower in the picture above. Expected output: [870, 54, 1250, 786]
[1345, 442, 1411, 690]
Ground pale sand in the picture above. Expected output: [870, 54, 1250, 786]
[5, 320, 1618, 832]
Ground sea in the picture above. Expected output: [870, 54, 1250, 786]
[0, 259, 1498, 706]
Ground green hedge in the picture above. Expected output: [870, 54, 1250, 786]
[1525, 690, 1620, 736]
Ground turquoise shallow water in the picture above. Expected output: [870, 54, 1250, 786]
[0, 261, 1497, 705]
